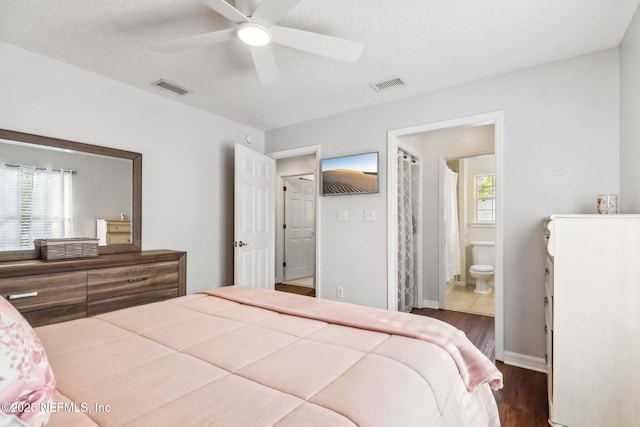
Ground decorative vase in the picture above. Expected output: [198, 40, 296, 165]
[597, 194, 618, 214]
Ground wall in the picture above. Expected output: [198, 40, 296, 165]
[267, 48, 620, 359]
[0, 42, 265, 294]
[621, 6, 640, 212]
[275, 154, 316, 174]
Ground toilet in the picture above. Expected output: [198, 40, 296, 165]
[469, 241, 495, 295]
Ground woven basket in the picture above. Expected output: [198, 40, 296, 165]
[35, 238, 99, 260]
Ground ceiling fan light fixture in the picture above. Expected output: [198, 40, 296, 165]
[237, 22, 271, 46]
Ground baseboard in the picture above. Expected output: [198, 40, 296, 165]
[503, 351, 547, 373]
[422, 299, 440, 309]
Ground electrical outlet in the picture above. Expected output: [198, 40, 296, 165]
[336, 286, 344, 298]
[364, 209, 376, 221]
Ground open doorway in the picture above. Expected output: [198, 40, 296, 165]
[269, 147, 320, 298]
[281, 174, 315, 288]
[443, 152, 495, 317]
[387, 111, 504, 361]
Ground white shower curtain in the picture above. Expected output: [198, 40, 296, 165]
[398, 151, 419, 312]
[444, 166, 461, 282]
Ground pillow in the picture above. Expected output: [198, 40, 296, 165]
[0, 412, 29, 427]
[0, 297, 55, 427]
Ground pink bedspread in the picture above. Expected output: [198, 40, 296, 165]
[37, 287, 502, 426]
[204, 287, 503, 392]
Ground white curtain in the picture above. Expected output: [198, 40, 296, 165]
[31, 168, 74, 242]
[0, 165, 73, 250]
[0, 166, 21, 250]
[398, 151, 419, 312]
[444, 166, 461, 282]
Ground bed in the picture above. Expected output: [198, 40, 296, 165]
[2, 286, 503, 426]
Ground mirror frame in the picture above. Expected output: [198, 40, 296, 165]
[0, 128, 142, 261]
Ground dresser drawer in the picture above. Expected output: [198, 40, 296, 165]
[106, 233, 131, 245]
[544, 256, 554, 329]
[24, 304, 88, 327]
[0, 271, 87, 313]
[107, 221, 131, 233]
[87, 287, 179, 316]
[87, 261, 179, 301]
[544, 256, 554, 297]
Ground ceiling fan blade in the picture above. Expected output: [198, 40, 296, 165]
[200, 0, 248, 23]
[152, 29, 235, 53]
[251, 0, 302, 27]
[250, 45, 280, 86]
[271, 26, 363, 63]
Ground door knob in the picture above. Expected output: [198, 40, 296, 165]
[234, 241, 249, 247]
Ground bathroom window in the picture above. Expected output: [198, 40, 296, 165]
[474, 174, 495, 223]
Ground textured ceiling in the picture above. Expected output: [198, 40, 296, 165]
[1, 0, 639, 130]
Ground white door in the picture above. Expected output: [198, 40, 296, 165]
[283, 176, 315, 281]
[234, 143, 275, 289]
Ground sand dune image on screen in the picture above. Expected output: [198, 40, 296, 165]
[322, 169, 378, 194]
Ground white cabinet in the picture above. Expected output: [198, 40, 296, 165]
[545, 215, 640, 427]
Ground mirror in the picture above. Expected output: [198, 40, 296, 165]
[0, 129, 141, 261]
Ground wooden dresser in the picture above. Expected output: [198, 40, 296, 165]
[0, 250, 186, 327]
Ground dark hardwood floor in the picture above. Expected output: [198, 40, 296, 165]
[275, 283, 316, 297]
[274, 286, 548, 426]
[412, 307, 549, 427]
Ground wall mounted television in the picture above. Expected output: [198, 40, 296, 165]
[321, 151, 379, 196]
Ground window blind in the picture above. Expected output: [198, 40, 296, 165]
[0, 164, 73, 250]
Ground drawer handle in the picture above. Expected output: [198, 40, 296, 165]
[128, 277, 148, 284]
[8, 291, 39, 300]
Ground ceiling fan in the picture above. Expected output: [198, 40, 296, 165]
[153, 0, 364, 86]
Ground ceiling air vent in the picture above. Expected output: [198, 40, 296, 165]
[370, 77, 406, 93]
[151, 79, 192, 96]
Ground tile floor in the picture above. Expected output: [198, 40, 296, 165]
[445, 283, 495, 317]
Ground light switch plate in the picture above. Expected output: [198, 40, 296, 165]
[337, 210, 348, 221]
